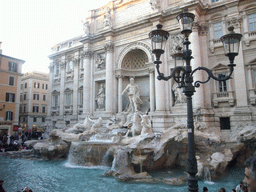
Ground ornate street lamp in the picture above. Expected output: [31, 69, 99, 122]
[149, 10, 242, 192]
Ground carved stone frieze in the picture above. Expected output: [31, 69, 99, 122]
[150, 0, 160, 11]
[95, 53, 106, 70]
[226, 15, 242, 28]
[170, 34, 185, 54]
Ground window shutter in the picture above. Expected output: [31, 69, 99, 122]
[13, 94, 15, 102]
[6, 93, 9, 102]
[8, 62, 11, 71]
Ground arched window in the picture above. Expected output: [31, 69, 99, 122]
[121, 49, 148, 69]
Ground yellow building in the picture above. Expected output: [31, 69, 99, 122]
[19, 72, 49, 133]
[0, 43, 25, 137]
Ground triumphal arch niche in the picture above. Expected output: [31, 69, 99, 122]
[116, 42, 155, 114]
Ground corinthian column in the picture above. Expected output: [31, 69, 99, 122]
[190, 23, 204, 109]
[149, 68, 155, 112]
[59, 60, 65, 116]
[82, 51, 91, 114]
[73, 56, 79, 116]
[47, 63, 54, 117]
[104, 43, 114, 113]
[117, 75, 123, 113]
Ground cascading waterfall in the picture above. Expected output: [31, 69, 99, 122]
[203, 166, 212, 181]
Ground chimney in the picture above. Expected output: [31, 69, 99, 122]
[0, 42, 2, 54]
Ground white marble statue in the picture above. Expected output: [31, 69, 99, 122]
[140, 114, 153, 135]
[82, 21, 90, 36]
[65, 116, 93, 134]
[95, 84, 105, 110]
[172, 82, 186, 104]
[122, 77, 143, 113]
[103, 7, 112, 27]
[125, 112, 142, 137]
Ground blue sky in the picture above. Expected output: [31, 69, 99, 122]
[0, 0, 109, 73]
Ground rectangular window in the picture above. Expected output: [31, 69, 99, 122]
[54, 96, 58, 107]
[218, 74, 227, 92]
[6, 93, 15, 102]
[33, 94, 39, 100]
[8, 62, 17, 72]
[21, 84, 23, 89]
[33, 106, 39, 113]
[5, 111, 13, 121]
[67, 61, 73, 71]
[9, 76, 14, 86]
[248, 13, 256, 32]
[24, 94, 27, 100]
[42, 117, 45, 122]
[20, 94, 22, 101]
[66, 93, 72, 106]
[43, 95, 46, 101]
[46, 84, 48, 90]
[34, 82, 37, 88]
[211, 0, 219, 2]
[33, 117, 37, 122]
[55, 65, 59, 75]
[42, 84, 45, 89]
[23, 105, 26, 113]
[25, 83, 27, 88]
[213, 22, 223, 39]
[42, 106, 46, 113]
[220, 117, 231, 130]
[79, 91, 83, 105]
[38, 83, 40, 88]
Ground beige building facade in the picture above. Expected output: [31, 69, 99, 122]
[0, 43, 25, 137]
[48, 0, 256, 140]
[19, 72, 49, 133]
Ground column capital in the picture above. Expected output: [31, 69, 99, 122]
[73, 57, 80, 66]
[116, 75, 124, 79]
[104, 43, 114, 52]
[60, 61, 66, 69]
[81, 51, 92, 58]
[148, 67, 155, 73]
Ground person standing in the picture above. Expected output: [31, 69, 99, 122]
[236, 181, 244, 192]
[244, 156, 256, 192]
[0, 180, 6, 192]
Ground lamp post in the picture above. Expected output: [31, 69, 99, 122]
[149, 10, 242, 192]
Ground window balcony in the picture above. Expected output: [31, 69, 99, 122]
[249, 89, 256, 105]
[51, 106, 59, 116]
[64, 105, 73, 115]
[244, 31, 256, 46]
[212, 91, 235, 107]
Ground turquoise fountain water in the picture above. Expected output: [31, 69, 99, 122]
[0, 157, 244, 192]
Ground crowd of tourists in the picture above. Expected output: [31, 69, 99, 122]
[0, 132, 43, 152]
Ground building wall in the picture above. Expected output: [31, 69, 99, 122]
[48, 0, 256, 141]
[19, 72, 49, 132]
[0, 52, 24, 137]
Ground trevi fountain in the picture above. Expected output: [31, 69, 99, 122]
[1, 77, 256, 191]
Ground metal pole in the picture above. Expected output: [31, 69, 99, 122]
[183, 37, 198, 192]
